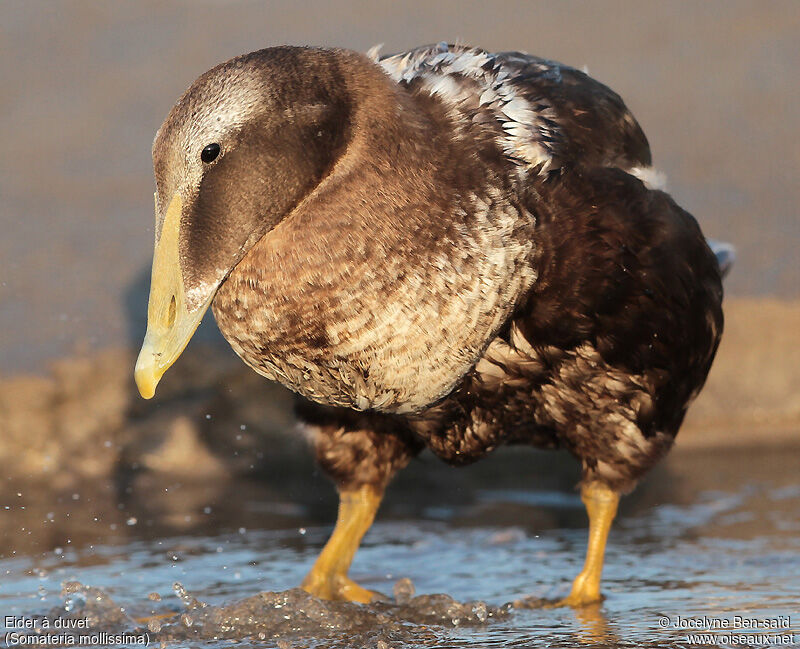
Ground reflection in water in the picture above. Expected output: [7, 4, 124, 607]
[0, 444, 798, 647]
[572, 603, 617, 646]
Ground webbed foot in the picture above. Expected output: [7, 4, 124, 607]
[301, 573, 379, 603]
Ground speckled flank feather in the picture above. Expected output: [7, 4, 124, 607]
[402, 166, 723, 491]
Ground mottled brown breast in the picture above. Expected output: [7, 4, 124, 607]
[213, 184, 535, 413]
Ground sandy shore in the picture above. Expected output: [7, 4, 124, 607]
[1, 297, 797, 489]
[679, 298, 800, 446]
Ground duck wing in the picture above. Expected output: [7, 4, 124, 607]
[377, 43, 733, 278]
[375, 42, 651, 177]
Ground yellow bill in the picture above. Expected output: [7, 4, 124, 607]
[134, 193, 214, 398]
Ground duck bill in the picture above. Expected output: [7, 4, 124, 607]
[134, 192, 215, 399]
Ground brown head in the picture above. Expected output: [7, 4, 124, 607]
[135, 46, 377, 397]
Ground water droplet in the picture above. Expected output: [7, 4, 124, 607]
[472, 601, 488, 623]
[126, 517, 138, 526]
[173, 582, 196, 607]
[393, 577, 415, 605]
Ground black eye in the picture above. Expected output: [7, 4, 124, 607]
[201, 143, 220, 163]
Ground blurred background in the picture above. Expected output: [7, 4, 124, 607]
[0, 2, 798, 646]
[1, 0, 799, 374]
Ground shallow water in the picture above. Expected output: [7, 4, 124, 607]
[1, 445, 798, 648]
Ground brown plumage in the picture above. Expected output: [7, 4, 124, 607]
[136, 43, 726, 605]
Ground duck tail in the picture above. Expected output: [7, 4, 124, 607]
[705, 238, 736, 279]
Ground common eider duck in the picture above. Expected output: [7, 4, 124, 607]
[135, 43, 728, 606]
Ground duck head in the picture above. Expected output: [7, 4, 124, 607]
[134, 47, 353, 398]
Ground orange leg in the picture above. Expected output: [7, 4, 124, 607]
[301, 484, 382, 603]
[556, 482, 620, 607]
